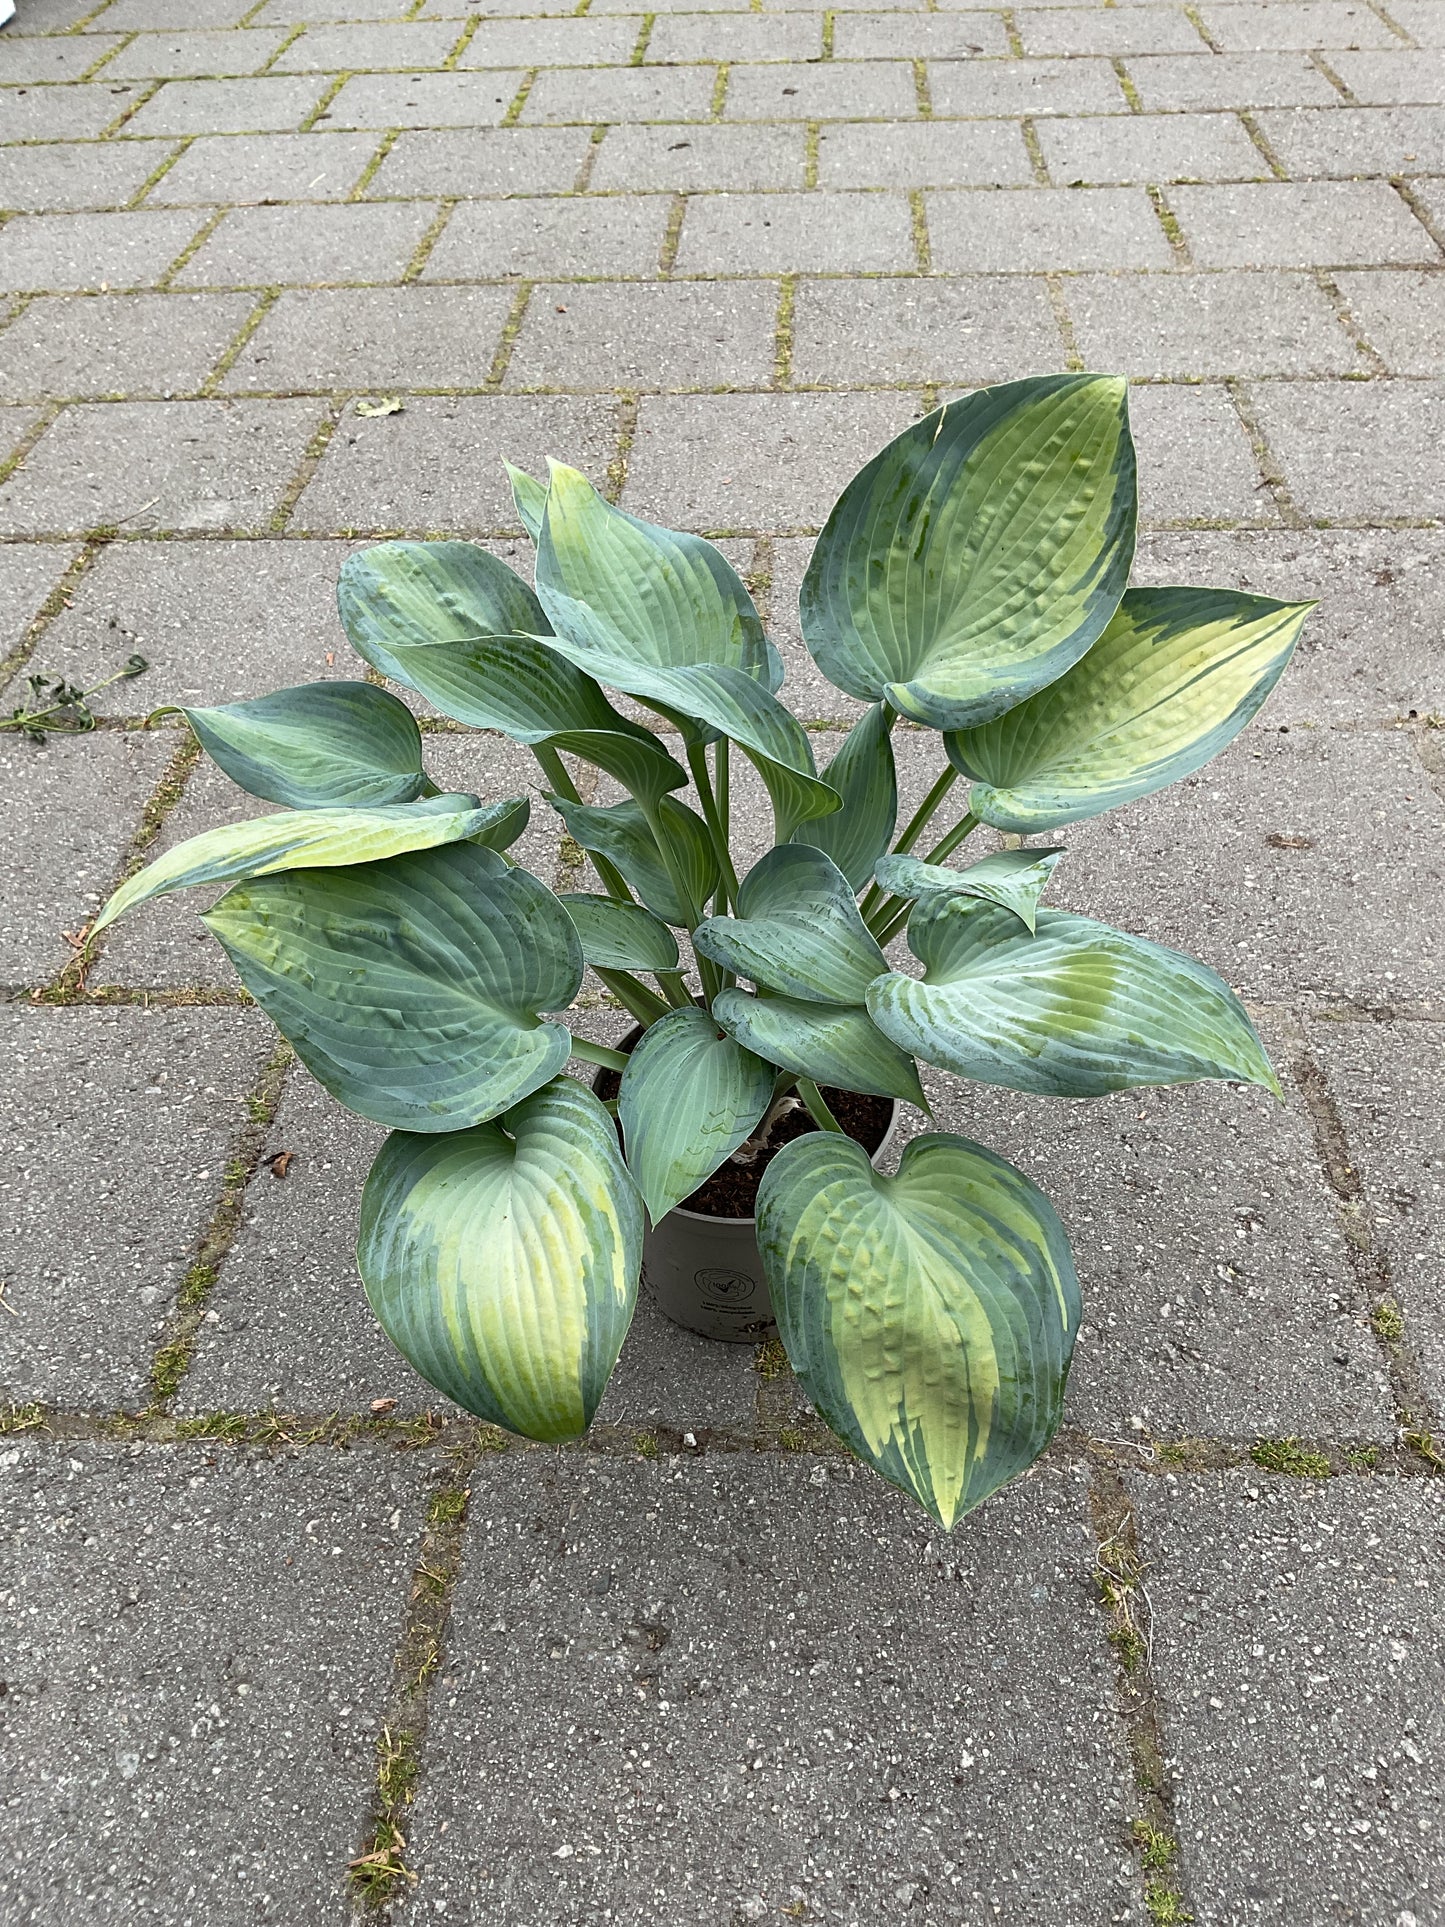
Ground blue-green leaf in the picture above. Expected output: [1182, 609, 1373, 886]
[204, 842, 583, 1131]
[713, 989, 925, 1107]
[757, 1130, 1080, 1528]
[694, 845, 887, 1004]
[358, 1078, 641, 1440]
[338, 540, 550, 684]
[619, 1006, 776, 1220]
[384, 633, 652, 744]
[873, 847, 1065, 933]
[505, 461, 547, 544]
[560, 894, 679, 973]
[867, 897, 1279, 1097]
[799, 375, 1136, 730]
[790, 703, 898, 890]
[547, 793, 719, 928]
[178, 681, 429, 809]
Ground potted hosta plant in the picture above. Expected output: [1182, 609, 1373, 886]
[95, 375, 1310, 1530]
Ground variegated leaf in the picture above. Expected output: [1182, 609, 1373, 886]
[178, 681, 430, 809]
[713, 989, 925, 1107]
[694, 845, 887, 1004]
[873, 848, 1065, 933]
[619, 1006, 776, 1220]
[546, 793, 719, 928]
[337, 540, 550, 684]
[789, 703, 898, 890]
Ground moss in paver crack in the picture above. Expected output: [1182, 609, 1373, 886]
[1250, 1437, 1332, 1478]
[1371, 1297, 1404, 1342]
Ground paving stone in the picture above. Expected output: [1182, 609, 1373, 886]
[0, 32, 126, 80]
[833, 10, 1011, 55]
[1390, 0, 1445, 45]
[1331, 269, 1444, 375]
[1064, 269, 1361, 376]
[273, 18, 463, 71]
[1168, 180, 1437, 267]
[1038, 110, 1268, 183]
[0, 398, 323, 536]
[225, 283, 513, 391]
[815, 118, 1034, 186]
[927, 185, 1177, 270]
[1265, 102, 1445, 176]
[926, 54, 1129, 115]
[322, 69, 525, 130]
[0, 81, 124, 142]
[1135, 380, 1276, 520]
[460, 18, 644, 65]
[1129, 1473, 1445, 1924]
[0, 139, 172, 213]
[364, 125, 592, 197]
[1133, 526, 1445, 721]
[0, 539, 81, 663]
[506, 279, 779, 390]
[0, 207, 206, 294]
[6, 0, 118, 26]
[423, 194, 671, 278]
[0, 1001, 274, 1405]
[0, 405, 43, 464]
[293, 394, 621, 532]
[35, 537, 362, 713]
[100, 26, 291, 79]
[142, 129, 379, 204]
[762, 536, 873, 720]
[0, 1437, 427, 1922]
[407, 1455, 1144, 1926]
[1309, 1017, 1445, 1410]
[89, 0, 255, 26]
[124, 74, 331, 137]
[675, 189, 916, 272]
[588, 122, 808, 191]
[1122, 48, 1346, 108]
[1247, 378, 1445, 518]
[1016, 5, 1211, 54]
[1055, 726, 1445, 1003]
[175, 199, 437, 286]
[0, 291, 255, 402]
[724, 58, 918, 119]
[625, 390, 920, 529]
[1328, 48, 1445, 102]
[521, 65, 718, 124]
[646, 12, 824, 60]
[1198, 0, 1404, 48]
[1412, 175, 1445, 232]
[790, 274, 1066, 383]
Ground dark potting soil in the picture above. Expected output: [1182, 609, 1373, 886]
[593, 1059, 893, 1219]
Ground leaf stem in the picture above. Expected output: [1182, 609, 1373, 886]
[594, 968, 671, 1028]
[656, 968, 695, 1010]
[924, 807, 980, 866]
[570, 1038, 630, 1072]
[532, 742, 635, 903]
[857, 761, 960, 922]
[686, 739, 740, 916]
[797, 1077, 844, 1134]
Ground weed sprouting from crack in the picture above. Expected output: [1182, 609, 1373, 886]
[1249, 1436, 1331, 1479]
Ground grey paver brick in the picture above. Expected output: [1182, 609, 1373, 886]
[506, 279, 779, 390]
[1064, 269, 1361, 375]
[675, 189, 916, 272]
[926, 54, 1129, 115]
[0, 540, 81, 662]
[0, 207, 205, 294]
[1058, 726, 1445, 1002]
[593, 1283, 762, 1424]
[460, 15, 644, 64]
[364, 125, 592, 196]
[0, 406, 42, 463]
[1333, 268, 1445, 374]
[1198, 0, 1404, 47]
[1128, 380, 1274, 520]
[1130, 1475, 1445, 1923]
[37, 536, 360, 713]
[0, 1003, 272, 1405]
[1254, 103, 1445, 174]
[273, 19, 463, 70]
[0, 1439, 427, 1922]
[816, 118, 1034, 186]
[0, 81, 125, 142]
[22, 0, 129, 22]
[100, 27, 291, 79]
[1168, 180, 1438, 266]
[0, 291, 255, 401]
[646, 12, 824, 60]
[1310, 1018, 1445, 1410]
[1327, 48, 1445, 102]
[251, 0, 429, 19]
[175, 199, 437, 287]
[124, 73, 331, 136]
[1132, 525, 1445, 722]
[142, 129, 379, 204]
[292, 393, 621, 531]
[1038, 110, 1269, 182]
[1122, 48, 1346, 107]
[423, 194, 671, 278]
[1016, 4, 1210, 54]
[833, 10, 1011, 55]
[1388, 0, 1445, 46]
[407, 1456, 1145, 1927]
[624, 390, 920, 529]
[322, 69, 525, 129]
[224, 283, 513, 391]
[1249, 377, 1445, 517]
[521, 64, 718, 123]
[723, 58, 919, 119]
[791, 273, 1066, 382]
[0, 398, 323, 536]
[87, 0, 255, 26]
[0, 139, 174, 213]
[1412, 175, 1445, 231]
[0, 33, 126, 80]
[588, 121, 808, 191]
[927, 184, 1177, 270]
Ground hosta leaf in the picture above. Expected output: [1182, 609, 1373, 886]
[946, 585, 1313, 832]
[93, 794, 520, 933]
[338, 540, 550, 684]
[694, 846, 887, 1004]
[873, 848, 1065, 934]
[544, 728, 688, 807]
[505, 461, 547, 544]
[560, 893, 679, 973]
[789, 703, 898, 890]
[385, 634, 655, 745]
[713, 989, 925, 1107]
[867, 897, 1278, 1098]
[357, 1078, 641, 1440]
[547, 793, 718, 928]
[619, 1006, 775, 1220]
[800, 375, 1136, 730]
[204, 842, 583, 1131]
[757, 1130, 1081, 1529]
[178, 681, 429, 810]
